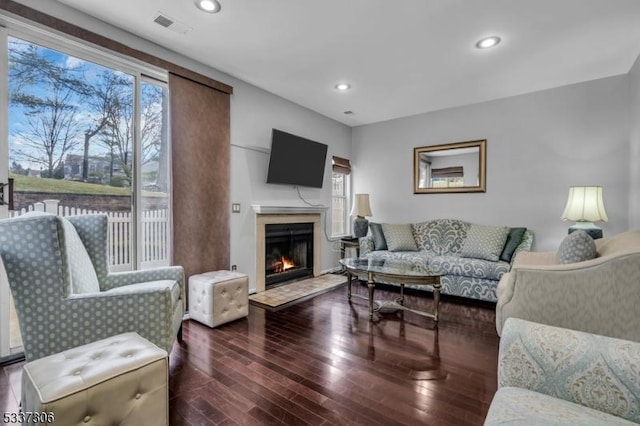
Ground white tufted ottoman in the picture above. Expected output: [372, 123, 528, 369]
[21, 332, 168, 426]
[189, 270, 249, 328]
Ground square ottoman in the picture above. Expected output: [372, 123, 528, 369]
[189, 270, 249, 328]
[21, 332, 168, 426]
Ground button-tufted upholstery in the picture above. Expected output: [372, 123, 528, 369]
[22, 332, 168, 426]
[189, 270, 248, 327]
[0, 213, 185, 362]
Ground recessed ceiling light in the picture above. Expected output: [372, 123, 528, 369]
[195, 0, 221, 13]
[335, 83, 351, 91]
[475, 36, 501, 49]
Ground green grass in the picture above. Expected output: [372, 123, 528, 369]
[11, 174, 132, 196]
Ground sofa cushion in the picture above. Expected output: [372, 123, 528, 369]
[412, 219, 470, 255]
[485, 387, 636, 425]
[367, 250, 433, 267]
[460, 224, 510, 261]
[429, 255, 510, 281]
[368, 222, 388, 250]
[381, 223, 418, 251]
[499, 227, 527, 262]
[556, 230, 596, 264]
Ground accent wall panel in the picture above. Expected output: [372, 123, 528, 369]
[169, 73, 230, 285]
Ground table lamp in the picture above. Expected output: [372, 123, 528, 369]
[350, 193, 372, 238]
[561, 186, 608, 239]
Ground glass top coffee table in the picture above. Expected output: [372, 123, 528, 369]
[340, 257, 442, 323]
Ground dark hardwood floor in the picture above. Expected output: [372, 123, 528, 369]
[0, 282, 500, 425]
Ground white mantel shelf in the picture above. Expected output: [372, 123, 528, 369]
[251, 205, 327, 214]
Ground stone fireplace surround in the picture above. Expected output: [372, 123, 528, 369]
[253, 205, 325, 293]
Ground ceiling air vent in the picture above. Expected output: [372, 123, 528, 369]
[152, 12, 192, 35]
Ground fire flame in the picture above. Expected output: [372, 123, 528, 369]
[274, 256, 295, 273]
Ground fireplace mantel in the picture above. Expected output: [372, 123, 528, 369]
[252, 205, 328, 215]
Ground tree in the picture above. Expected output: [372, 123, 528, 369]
[8, 41, 86, 178]
[12, 82, 81, 178]
[81, 71, 130, 181]
[10, 161, 27, 175]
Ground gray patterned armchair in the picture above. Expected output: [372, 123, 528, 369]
[485, 318, 640, 424]
[0, 213, 184, 362]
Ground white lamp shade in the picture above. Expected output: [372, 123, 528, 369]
[561, 186, 608, 222]
[349, 194, 372, 217]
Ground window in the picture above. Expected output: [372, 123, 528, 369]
[1, 24, 170, 357]
[431, 166, 464, 188]
[6, 34, 169, 270]
[331, 156, 351, 237]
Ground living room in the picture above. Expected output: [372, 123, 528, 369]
[1, 0, 640, 425]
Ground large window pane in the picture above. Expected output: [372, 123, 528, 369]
[140, 80, 170, 268]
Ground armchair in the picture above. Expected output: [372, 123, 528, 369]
[0, 213, 184, 362]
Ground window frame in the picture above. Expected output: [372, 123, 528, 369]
[331, 156, 351, 238]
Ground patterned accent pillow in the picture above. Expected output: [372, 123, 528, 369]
[368, 222, 388, 250]
[412, 219, 470, 255]
[381, 223, 418, 251]
[460, 224, 510, 261]
[556, 230, 597, 264]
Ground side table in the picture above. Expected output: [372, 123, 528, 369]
[340, 237, 360, 259]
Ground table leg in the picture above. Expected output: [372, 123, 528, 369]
[367, 272, 375, 319]
[346, 271, 352, 300]
[433, 283, 441, 323]
[399, 283, 405, 306]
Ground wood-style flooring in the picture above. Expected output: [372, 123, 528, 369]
[0, 281, 500, 425]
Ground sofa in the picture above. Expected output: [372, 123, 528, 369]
[485, 318, 640, 425]
[496, 229, 640, 342]
[359, 219, 534, 302]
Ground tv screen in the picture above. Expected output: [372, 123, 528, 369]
[266, 129, 328, 188]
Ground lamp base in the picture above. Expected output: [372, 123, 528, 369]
[568, 222, 603, 239]
[353, 216, 369, 239]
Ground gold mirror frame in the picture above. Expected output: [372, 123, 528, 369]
[413, 140, 486, 194]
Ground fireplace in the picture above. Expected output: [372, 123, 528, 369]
[265, 223, 314, 287]
[254, 208, 324, 293]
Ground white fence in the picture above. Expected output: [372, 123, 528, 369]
[10, 200, 169, 271]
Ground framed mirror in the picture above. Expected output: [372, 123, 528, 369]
[414, 139, 486, 194]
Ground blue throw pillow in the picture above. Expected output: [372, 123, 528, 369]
[500, 227, 527, 262]
[369, 222, 388, 250]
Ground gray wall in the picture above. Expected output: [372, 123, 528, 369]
[352, 76, 630, 251]
[629, 53, 640, 229]
[229, 87, 351, 292]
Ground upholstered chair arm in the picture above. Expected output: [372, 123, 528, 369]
[359, 236, 374, 257]
[495, 253, 640, 341]
[103, 266, 185, 310]
[498, 318, 640, 423]
[62, 289, 176, 351]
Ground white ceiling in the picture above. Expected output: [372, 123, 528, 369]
[55, 0, 640, 127]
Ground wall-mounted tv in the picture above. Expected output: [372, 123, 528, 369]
[266, 129, 328, 188]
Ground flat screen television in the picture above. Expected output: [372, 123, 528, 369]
[266, 129, 328, 188]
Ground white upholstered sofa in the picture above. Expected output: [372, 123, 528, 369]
[496, 230, 640, 342]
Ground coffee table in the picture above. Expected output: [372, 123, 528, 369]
[340, 257, 442, 322]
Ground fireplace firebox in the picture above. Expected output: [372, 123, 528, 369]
[265, 222, 314, 287]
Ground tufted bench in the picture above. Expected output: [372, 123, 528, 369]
[21, 332, 168, 426]
[189, 270, 249, 328]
